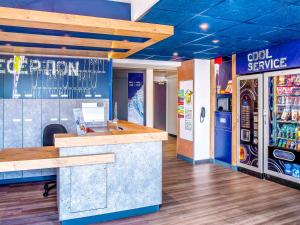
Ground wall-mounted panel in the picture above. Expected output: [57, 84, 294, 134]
[22, 99, 42, 178]
[0, 65, 3, 150]
[0, 99, 3, 150]
[41, 99, 59, 176]
[70, 165, 107, 213]
[4, 99, 23, 148]
[60, 99, 77, 134]
[3, 99, 23, 179]
[23, 99, 42, 147]
[0, 99, 3, 180]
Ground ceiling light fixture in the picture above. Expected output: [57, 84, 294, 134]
[212, 39, 220, 44]
[199, 23, 209, 31]
[173, 52, 179, 57]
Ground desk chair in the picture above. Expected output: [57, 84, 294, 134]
[43, 124, 67, 197]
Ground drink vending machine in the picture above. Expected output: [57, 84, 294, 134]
[237, 69, 300, 185]
[264, 69, 300, 184]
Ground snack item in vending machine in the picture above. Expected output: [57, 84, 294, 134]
[287, 140, 292, 149]
[292, 108, 298, 121]
[281, 107, 291, 121]
[295, 75, 300, 86]
[285, 96, 294, 105]
[290, 141, 297, 150]
[282, 139, 287, 148]
[290, 75, 297, 85]
[278, 76, 285, 85]
[293, 87, 300, 95]
[277, 86, 294, 95]
[277, 96, 285, 104]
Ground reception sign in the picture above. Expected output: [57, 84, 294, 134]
[0, 55, 110, 99]
[236, 39, 300, 75]
[128, 73, 144, 125]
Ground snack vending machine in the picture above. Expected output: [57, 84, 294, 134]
[264, 69, 300, 184]
[237, 74, 264, 175]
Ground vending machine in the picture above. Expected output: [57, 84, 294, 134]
[264, 69, 300, 184]
[237, 74, 264, 176]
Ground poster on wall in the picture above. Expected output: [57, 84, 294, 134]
[0, 54, 110, 99]
[128, 73, 144, 125]
[177, 89, 184, 118]
[179, 80, 193, 141]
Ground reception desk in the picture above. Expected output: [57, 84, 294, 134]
[0, 121, 168, 225]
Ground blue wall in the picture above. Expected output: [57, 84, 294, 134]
[0, 0, 131, 20]
[0, 55, 110, 99]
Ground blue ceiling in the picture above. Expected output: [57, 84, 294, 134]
[130, 0, 300, 61]
[2, 0, 300, 61]
[0, 0, 131, 20]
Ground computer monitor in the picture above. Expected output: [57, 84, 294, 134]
[81, 103, 105, 127]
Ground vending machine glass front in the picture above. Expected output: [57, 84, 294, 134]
[267, 74, 300, 180]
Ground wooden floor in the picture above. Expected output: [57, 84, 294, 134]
[1, 136, 300, 225]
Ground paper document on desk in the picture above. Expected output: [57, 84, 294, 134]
[73, 108, 87, 135]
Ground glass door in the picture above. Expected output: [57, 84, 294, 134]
[237, 74, 263, 173]
[264, 69, 300, 183]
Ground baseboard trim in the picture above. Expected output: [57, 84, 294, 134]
[194, 159, 210, 164]
[176, 154, 194, 164]
[212, 159, 238, 171]
[264, 174, 300, 190]
[61, 205, 160, 225]
[237, 167, 264, 179]
[0, 175, 56, 186]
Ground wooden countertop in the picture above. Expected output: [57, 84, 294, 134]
[54, 120, 168, 148]
[0, 146, 115, 172]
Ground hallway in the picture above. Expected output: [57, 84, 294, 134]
[1, 136, 300, 225]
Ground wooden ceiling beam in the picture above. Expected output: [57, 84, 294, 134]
[0, 31, 141, 50]
[0, 7, 174, 59]
[0, 7, 173, 39]
[0, 46, 108, 58]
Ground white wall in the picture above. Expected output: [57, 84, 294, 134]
[194, 59, 211, 161]
[131, 0, 159, 21]
[146, 69, 154, 127]
[166, 76, 177, 135]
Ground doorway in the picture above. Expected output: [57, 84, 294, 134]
[154, 81, 167, 130]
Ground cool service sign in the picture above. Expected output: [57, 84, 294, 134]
[236, 39, 300, 74]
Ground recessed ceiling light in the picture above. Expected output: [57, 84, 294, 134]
[212, 39, 220, 44]
[173, 52, 179, 57]
[199, 23, 209, 31]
